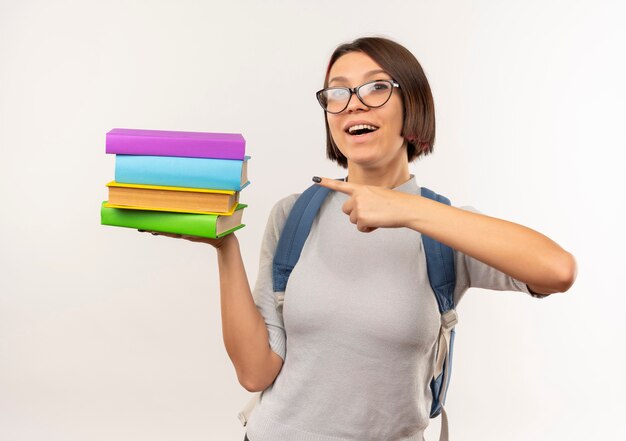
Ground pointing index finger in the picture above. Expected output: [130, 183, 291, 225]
[312, 176, 355, 195]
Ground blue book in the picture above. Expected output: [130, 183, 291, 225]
[115, 155, 250, 191]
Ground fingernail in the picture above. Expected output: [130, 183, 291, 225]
[312, 176, 321, 183]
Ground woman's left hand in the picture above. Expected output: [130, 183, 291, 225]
[313, 176, 415, 233]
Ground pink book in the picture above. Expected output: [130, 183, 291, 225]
[105, 128, 245, 159]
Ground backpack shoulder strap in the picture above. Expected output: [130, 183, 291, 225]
[238, 179, 339, 427]
[419, 186, 456, 314]
[238, 180, 338, 427]
[420, 187, 458, 441]
[272, 179, 342, 292]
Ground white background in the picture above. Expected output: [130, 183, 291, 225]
[1, 1, 625, 440]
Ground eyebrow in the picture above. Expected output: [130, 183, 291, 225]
[328, 69, 389, 85]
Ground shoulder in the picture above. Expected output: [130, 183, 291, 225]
[265, 193, 302, 235]
[266, 182, 339, 231]
[270, 193, 301, 221]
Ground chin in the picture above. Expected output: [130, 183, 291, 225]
[346, 153, 386, 168]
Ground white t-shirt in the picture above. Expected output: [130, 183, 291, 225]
[245, 175, 533, 441]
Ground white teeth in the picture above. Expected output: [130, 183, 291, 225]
[348, 124, 379, 134]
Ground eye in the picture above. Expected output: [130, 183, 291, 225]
[327, 88, 350, 101]
[369, 81, 391, 92]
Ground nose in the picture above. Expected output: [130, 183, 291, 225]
[343, 89, 368, 114]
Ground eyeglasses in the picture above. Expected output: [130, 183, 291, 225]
[316, 79, 400, 114]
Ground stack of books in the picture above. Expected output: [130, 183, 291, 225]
[100, 128, 250, 239]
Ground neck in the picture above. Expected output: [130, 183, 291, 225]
[345, 164, 411, 189]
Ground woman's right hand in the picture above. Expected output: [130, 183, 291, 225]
[138, 229, 236, 250]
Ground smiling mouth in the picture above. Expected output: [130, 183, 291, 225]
[346, 124, 379, 136]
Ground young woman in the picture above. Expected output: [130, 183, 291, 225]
[147, 37, 577, 441]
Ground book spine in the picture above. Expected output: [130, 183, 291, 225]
[105, 130, 245, 160]
[101, 203, 220, 238]
[115, 155, 248, 191]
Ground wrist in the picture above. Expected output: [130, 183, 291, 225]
[216, 233, 239, 251]
[401, 193, 425, 230]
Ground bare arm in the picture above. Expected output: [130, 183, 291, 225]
[215, 233, 283, 391]
[403, 197, 577, 295]
[313, 177, 577, 296]
[142, 231, 283, 391]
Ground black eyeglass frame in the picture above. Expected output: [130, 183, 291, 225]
[315, 79, 401, 114]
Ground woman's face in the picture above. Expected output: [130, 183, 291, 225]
[326, 51, 406, 170]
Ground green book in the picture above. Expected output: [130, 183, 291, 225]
[101, 201, 246, 238]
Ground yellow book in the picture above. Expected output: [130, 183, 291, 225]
[105, 181, 239, 215]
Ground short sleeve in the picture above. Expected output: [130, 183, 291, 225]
[452, 205, 542, 305]
[251, 193, 299, 361]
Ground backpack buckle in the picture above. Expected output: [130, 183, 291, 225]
[441, 309, 458, 330]
[275, 293, 285, 311]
